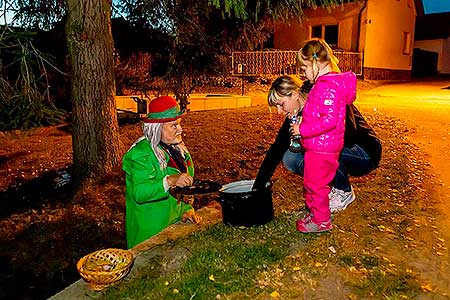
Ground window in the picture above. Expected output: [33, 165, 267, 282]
[310, 24, 339, 47]
[403, 32, 411, 55]
[312, 26, 322, 38]
[324, 25, 338, 46]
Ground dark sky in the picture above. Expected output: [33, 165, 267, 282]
[422, 0, 450, 14]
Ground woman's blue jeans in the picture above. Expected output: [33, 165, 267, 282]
[282, 145, 375, 192]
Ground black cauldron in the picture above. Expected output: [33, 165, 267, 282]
[217, 180, 274, 227]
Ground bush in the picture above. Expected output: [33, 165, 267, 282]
[0, 29, 66, 131]
[0, 79, 65, 131]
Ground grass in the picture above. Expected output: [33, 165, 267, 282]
[99, 213, 422, 300]
[353, 269, 420, 299]
[92, 110, 442, 300]
[101, 216, 318, 300]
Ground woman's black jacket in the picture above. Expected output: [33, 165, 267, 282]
[252, 104, 382, 190]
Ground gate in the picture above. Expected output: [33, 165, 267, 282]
[232, 50, 363, 76]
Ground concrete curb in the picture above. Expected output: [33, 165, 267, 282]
[47, 203, 222, 300]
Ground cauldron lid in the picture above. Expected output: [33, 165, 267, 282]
[171, 179, 222, 195]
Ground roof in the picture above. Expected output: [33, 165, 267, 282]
[415, 12, 450, 40]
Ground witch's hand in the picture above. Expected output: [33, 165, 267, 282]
[168, 173, 193, 188]
[182, 209, 202, 224]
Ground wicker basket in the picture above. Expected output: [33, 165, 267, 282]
[77, 248, 134, 291]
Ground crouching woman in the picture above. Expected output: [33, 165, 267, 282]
[123, 96, 201, 249]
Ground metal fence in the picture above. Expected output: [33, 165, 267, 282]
[232, 50, 363, 76]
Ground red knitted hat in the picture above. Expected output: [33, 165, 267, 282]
[143, 96, 186, 123]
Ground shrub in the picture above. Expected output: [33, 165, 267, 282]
[0, 79, 65, 131]
[0, 30, 66, 131]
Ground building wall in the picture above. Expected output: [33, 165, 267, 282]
[339, 17, 357, 51]
[415, 38, 450, 74]
[273, 22, 309, 50]
[358, 8, 368, 52]
[273, 0, 418, 80]
[443, 38, 450, 74]
[363, 0, 416, 73]
[273, 3, 362, 52]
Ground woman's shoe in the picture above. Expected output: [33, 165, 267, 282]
[329, 186, 356, 213]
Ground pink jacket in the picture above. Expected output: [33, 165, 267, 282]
[300, 71, 357, 153]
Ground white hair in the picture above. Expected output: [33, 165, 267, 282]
[128, 122, 189, 170]
[143, 123, 167, 169]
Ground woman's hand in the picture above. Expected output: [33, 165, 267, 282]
[168, 173, 193, 188]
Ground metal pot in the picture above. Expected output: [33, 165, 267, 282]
[217, 180, 274, 227]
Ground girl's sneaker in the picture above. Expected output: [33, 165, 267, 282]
[299, 212, 313, 224]
[296, 219, 332, 233]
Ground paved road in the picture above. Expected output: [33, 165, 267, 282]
[358, 79, 450, 184]
[358, 79, 450, 236]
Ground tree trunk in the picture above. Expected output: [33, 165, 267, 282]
[65, 0, 122, 182]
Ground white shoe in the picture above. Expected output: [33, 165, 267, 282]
[329, 186, 356, 213]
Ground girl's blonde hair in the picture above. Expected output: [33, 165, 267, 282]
[297, 38, 340, 82]
[267, 75, 304, 106]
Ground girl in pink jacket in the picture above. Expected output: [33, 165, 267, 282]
[295, 38, 357, 233]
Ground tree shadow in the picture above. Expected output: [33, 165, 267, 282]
[0, 168, 73, 219]
[0, 213, 125, 300]
[0, 151, 29, 169]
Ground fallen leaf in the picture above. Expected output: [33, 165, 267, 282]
[293, 266, 301, 271]
[270, 291, 280, 298]
[421, 283, 433, 292]
[385, 227, 395, 234]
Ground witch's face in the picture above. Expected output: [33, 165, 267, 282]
[161, 119, 183, 144]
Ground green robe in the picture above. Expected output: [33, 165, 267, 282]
[123, 138, 194, 248]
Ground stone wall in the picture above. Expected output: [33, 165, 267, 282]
[364, 67, 411, 80]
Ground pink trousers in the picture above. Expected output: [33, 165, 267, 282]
[303, 151, 340, 223]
